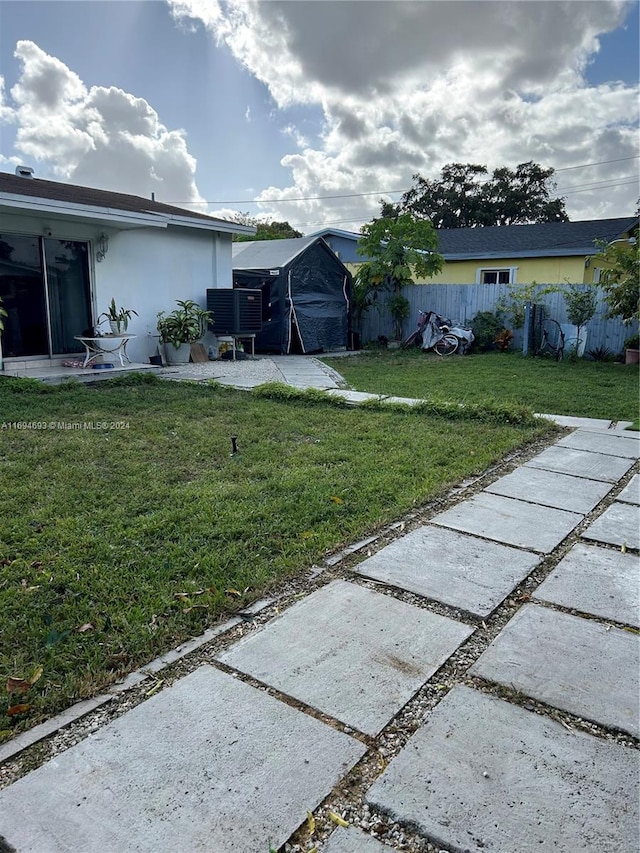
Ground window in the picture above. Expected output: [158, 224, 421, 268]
[476, 267, 517, 285]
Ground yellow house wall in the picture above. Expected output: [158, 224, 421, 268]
[345, 256, 598, 285]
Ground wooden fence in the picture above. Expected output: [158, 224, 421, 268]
[359, 282, 637, 355]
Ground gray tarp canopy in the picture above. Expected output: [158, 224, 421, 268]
[232, 236, 353, 354]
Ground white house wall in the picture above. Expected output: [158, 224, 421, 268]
[95, 226, 233, 362]
[0, 210, 233, 364]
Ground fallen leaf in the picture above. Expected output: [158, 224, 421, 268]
[6, 665, 43, 694]
[7, 703, 31, 716]
[0, 558, 12, 567]
[328, 811, 349, 827]
[30, 560, 44, 569]
[77, 623, 94, 633]
[330, 496, 344, 505]
[621, 543, 627, 553]
[306, 811, 316, 835]
[145, 679, 164, 697]
[225, 588, 242, 597]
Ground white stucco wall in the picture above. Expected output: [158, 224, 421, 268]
[0, 210, 234, 364]
[94, 226, 233, 362]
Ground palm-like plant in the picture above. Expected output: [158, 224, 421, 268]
[157, 300, 213, 346]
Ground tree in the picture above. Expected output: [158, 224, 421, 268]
[398, 161, 569, 228]
[228, 211, 302, 242]
[596, 238, 640, 324]
[354, 213, 443, 339]
[563, 284, 598, 358]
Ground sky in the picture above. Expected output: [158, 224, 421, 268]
[0, 0, 638, 233]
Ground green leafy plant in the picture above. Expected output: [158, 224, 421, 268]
[157, 300, 213, 346]
[563, 283, 597, 358]
[586, 345, 613, 362]
[624, 334, 639, 350]
[388, 293, 411, 340]
[496, 281, 560, 329]
[595, 238, 640, 324]
[98, 298, 138, 332]
[470, 311, 504, 351]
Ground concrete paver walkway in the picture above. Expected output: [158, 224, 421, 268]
[0, 360, 638, 852]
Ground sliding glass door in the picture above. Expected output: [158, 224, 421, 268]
[0, 233, 92, 358]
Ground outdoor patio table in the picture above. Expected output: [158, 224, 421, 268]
[74, 334, 136, 367]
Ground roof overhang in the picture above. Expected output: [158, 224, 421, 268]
[442, 247, 607, 262]
[0, 191, 257, 236]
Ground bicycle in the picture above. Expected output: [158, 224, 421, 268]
[536, 317, 565, 361]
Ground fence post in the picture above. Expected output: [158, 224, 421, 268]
[522, 301, 532, 356]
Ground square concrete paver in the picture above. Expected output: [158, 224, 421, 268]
[484, 466, 612, 514]
[534, 542, 640, 628]
[470, 604, 639, 736]
[525, 445, 634, 482]
[354, 525, 540, 617]
[217, 580, 472, 735]
[366, 685, 639, 853]
[431, 492, 582, 553]
[582, 501, 640, 550]
[616, 473, 640, 505]
[557, 429, 640, 459]
[0, 666, 366, 853]
[322, 826, 391, 852]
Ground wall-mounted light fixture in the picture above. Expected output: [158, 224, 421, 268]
[95, 233, 109, 263]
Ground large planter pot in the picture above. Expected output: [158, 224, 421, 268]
[164, 342, 191, 364]
[560, 324, 587, 358]
[625, 348, 640, 365]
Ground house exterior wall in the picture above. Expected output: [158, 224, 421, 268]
[0, 210, 233, 364]
[344, 255, 596, 286]
[95, 227, 233, 362]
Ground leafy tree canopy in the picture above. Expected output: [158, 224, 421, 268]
[228, 211, 303, 242]
[596, 237, 640, 324]
[354, 213, 443, 336]
[393, 161, 568, 228]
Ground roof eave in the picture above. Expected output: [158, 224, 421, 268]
[0, 192, 168, 229]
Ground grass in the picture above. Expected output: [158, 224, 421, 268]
[323, 350, 640, 421]
[0, 374, 552, 736]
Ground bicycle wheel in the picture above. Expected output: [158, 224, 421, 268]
[434, 334, 459, 356]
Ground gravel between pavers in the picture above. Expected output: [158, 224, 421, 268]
[1, 431, 637, 853]
[158, 356, 286, 384]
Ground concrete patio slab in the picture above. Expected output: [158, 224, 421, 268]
[354, 525, 540, 617]
[581, 501, 640, 549]
[470, 604, 639, 736]
[430, 492, 582, 553]
[556, 429, 640, 459]
[0, 666, 366, 853]
[484, 465, 612, 514]
[534, 542, 640, 628]
[322, 826, 391, 852]
[217, 580, 472, 735]
[525, 445, 634, 482]
[366, 685, 639, 853]
[616, 473, 640, 505]
[535, 413, 612, 429]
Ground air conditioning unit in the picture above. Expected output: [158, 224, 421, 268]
[206, 288, 262, 335]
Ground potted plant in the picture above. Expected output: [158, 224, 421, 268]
[157, 299, 213, 364]
[624, 334, 639, 365]
[99, 298, 138, 334]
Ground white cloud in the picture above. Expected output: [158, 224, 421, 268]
[3, 40, 204, 208]
[169, 0, 639, 229]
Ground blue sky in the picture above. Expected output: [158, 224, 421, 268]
[0, 1, 638, 231]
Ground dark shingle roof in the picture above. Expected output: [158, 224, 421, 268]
[435, 217, 638, 259]
[0, 171, 244, 229]
[311, 219, 638, 260]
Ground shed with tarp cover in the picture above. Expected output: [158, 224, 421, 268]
[232, 236, 353, 354]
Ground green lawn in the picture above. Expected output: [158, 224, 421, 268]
[0, 374, 551, 735]
[324, 350, 640, 421]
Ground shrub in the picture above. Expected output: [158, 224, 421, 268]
[470, 311, 504, 351]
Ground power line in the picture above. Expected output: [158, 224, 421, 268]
[174, 155, 640, 207]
